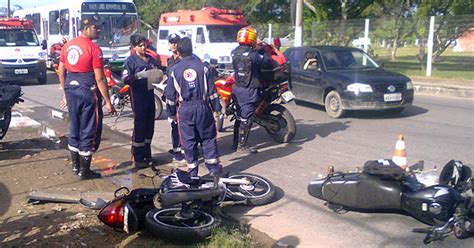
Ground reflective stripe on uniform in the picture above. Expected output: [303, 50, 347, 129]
[171, 71, 184, 101]
[205, 158, 219, 164]
[203, 66, 208, 101]
[132, 141, 146, 147]
[68, 145, 79, 152]
[187, 162, 197, 169]
[166, 99, 175, 106]
[145, 139, 152, 143]
[79, 150, 93, 156]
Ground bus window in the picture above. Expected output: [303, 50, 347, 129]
[159, 30, 168, 40]
[32, 13, 41, 35]
[49, 10, 60, 35]
[60, 9, 69, 36]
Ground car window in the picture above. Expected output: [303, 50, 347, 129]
[321, 49, 378, 70]
[288, 49, 305, 69]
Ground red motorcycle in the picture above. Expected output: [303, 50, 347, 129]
[213, 64, 296, 143]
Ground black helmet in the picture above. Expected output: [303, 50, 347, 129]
[439, 160, 472, 192]
[168, 33, 181, 44]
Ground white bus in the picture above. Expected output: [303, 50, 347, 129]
[14, 0, 140, 69]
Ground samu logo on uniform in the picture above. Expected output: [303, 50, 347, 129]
[183, 69, 197, 89]
[66, 45, 84, 66]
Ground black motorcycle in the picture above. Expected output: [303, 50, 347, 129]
[308, 159, 474, 244]
[0, 85, 23, 140]
[98, 170, 276, 241]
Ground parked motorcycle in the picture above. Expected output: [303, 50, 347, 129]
[98, 170, 275, 241]
[308, 159, 474, 244]
[0, 85, 23, 140]
[213, 67, 297, 143]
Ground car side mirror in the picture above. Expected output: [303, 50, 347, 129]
[41, 40, 47, 50]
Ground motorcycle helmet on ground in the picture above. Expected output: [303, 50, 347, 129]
[439, 160, 472, 192]
[237, 26, 257, 47]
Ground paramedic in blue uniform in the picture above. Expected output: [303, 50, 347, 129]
[164, 37, 222, 177]
[231, 26, 270, 155]
[122, 35, 163, 168]
[58, 16, 116, 180]
[165, 33, 185, 163]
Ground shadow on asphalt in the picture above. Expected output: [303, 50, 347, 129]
[295, 100, 429, 119]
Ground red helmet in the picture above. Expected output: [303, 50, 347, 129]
[236, 26, 257, 46]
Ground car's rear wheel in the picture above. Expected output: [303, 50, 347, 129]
[325, 90, 345, 118]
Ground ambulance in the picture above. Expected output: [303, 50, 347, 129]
[156, 7, 248, 67]
[0, 18, 47, 84]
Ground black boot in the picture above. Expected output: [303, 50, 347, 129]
[231, 122, 239, 151]
[237, 126, 257, 155]
[70, 151, 80, 175]
[78, 155, 101, 180]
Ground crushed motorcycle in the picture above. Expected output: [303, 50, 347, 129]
[0, 85, 23, 140]
[97, 169, 276, 241]
[308, 159, 474, 244]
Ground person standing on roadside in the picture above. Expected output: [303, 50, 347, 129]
[58, 15, 116, 180]
[122, 35, 163, 168]
[231, 26, 270, 155]
[164, 37, 222, 177]
[164, 33, 185, 163]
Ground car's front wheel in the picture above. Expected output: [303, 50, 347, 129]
[325, 90, 346, 118]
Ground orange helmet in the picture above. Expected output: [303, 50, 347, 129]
[237, 26, 257, 46]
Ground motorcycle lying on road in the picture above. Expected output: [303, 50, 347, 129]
[308, 159, 474, 244]
[213, 68, 296, 143]
[0, 85, 23, 140]
[97, 170, 276, 241]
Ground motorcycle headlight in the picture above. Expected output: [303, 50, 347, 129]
[406, 81, 413, 90]
[347, 83, 373, 94]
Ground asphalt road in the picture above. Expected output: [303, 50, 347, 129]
[15, 73, 474, 247]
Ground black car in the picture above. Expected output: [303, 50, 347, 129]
[284, 46, 414, 118]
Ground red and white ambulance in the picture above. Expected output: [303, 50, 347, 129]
[0, 18, 47, 84]
[156, 7, 248, 67]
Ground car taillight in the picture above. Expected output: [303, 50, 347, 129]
[98, 198, 125, 228]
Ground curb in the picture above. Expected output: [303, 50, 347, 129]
[413, 81, 474, 99]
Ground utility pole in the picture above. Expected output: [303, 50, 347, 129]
[7, 0, 11, 17]
[294, 0, 303, 47]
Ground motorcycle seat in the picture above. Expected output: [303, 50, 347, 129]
[159, 187, 224, 208]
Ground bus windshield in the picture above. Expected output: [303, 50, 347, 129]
[83, 14, 139, 47]
[207, 25, 244, 43]
[0, 29, 39, 47]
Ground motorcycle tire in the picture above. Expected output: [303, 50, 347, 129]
[0, 108, 12, 140]
[226, 173, 276, 206]
[154, 93, 163, 120]
[262, 104, 296, 143]
[145, 207, 221, 242]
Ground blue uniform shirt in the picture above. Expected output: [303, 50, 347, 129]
[164, 55, 221, 116]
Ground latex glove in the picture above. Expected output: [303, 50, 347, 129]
[146, 69, 164, 90]
[168, 116, 177, 124]
[135, 68, 148, 79]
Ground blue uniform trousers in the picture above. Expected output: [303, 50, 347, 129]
[130, 88, 155, 162]
[178, 101, 220, 174]
[65, 73, 102, 156]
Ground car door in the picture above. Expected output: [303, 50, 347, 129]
[291, 48, 324, 105]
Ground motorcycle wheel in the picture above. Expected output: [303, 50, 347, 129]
[145, 207, 221, 242]
[154, 93, 163, 120]
[0, 108, 12, 140]
[262, 104, 296, 143]
[226, 173, 276, 206]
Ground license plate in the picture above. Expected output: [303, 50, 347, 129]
[14, 69, 28, 74]
[281, 91, 295, 102]
[384, 93, 402, 102]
